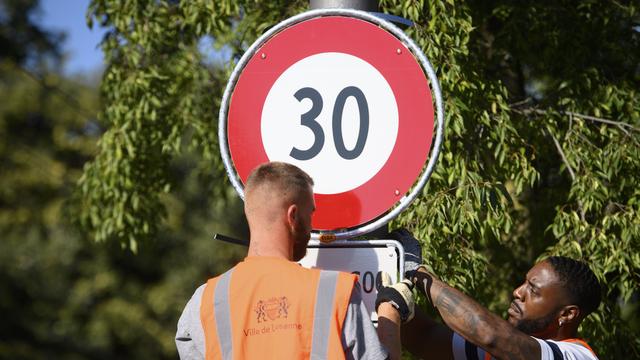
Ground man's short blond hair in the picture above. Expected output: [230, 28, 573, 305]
[244, 162, 314, 208]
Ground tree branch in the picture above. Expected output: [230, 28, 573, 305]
[547, 126, 576, 181]
[508, 97, 533, 108]
[514, 107, 640, 133]
[545, 125, 586, 222]
[566, 110, 638, 133]
[14, 64, 97, 120]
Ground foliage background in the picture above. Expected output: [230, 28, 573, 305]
[1, 0, 638, 358]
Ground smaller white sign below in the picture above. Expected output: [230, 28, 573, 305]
[298, 239, 404, 323]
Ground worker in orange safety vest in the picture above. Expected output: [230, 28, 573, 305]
[391, 229, 602, 360]
[176, 161, 412, 359]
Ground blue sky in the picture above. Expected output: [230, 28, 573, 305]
[37, 0, 230, 75]
[39, 0, 106, 75]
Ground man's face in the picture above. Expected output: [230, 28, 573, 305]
[291, 187, 315, 262]
[507, 260, 567, 337]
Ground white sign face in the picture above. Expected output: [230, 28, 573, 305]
[298, 240, 403, 322]
[261, 52, 399, 194]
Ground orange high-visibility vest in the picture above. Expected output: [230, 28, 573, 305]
[200, 256, 357, 360]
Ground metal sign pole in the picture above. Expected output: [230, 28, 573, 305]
[310, 0, 378, 11]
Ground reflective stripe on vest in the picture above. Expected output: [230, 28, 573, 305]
[211, 268, 342, 360]
[311, 270, 339, 360]
[214, 269, 234, 360]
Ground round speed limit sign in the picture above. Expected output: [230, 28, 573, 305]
[220, 9, 443, 237]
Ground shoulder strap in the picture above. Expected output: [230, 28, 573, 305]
[464, 341, 480, 360]
[310, 270, 339, 359]
[213, 269, 234, 360]
[452, 333, 493, 360]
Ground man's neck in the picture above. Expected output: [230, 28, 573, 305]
[247, 232, 292, 260]
[553, 328, 579, 341]
[536, 326, 578, 341]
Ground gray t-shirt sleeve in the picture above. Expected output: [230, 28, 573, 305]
[342, 282, 390, 360]
[176, 284, 206, 360]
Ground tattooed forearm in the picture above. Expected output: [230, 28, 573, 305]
[426, 277, 540, 360]
[433, 287, 463, 316]
[434, 287, 486, 340]
[413, 268, 540, 360]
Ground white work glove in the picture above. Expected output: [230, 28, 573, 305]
[375, 272, 415, 323]
[389, 228, 423, 279]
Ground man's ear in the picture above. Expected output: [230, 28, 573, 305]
[559, 304, 580, 325]
[286, 204, 298, 230]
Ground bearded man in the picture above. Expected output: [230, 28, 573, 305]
[176, 162, 407, 359]
[393, 230, 601, 360]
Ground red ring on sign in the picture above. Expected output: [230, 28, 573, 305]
[227, 16, 434, 230]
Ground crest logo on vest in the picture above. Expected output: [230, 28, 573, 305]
[244, 296, 302, 337]
[255, 296, 289, 322]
